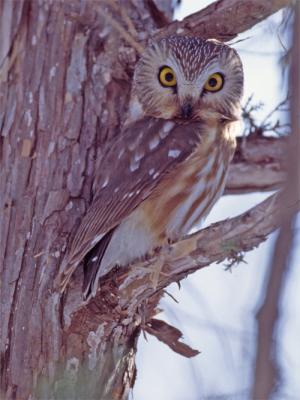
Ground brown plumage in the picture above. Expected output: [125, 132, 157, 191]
[57, 36, 243, 298]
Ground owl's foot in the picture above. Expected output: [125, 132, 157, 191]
[148, 245, 173, 289]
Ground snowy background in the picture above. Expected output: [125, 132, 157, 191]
[133, 1, 300, 399]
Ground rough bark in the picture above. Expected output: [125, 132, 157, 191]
[0, 0, 292, 399]
[0, 1, 163, 398]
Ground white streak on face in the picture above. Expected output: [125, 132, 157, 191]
[92, 256, 98, 262]
[168, 149, 181, 158]
[149, 136, 160, 150]
[101, 177, 109, 188]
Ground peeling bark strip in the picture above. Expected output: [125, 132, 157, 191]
[0, 0, 292, 399]
[144, 319, 200, 357]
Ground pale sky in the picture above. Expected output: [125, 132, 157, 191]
[133, 2, 299, 400]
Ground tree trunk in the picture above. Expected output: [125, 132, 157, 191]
[0, 1, 172, 398]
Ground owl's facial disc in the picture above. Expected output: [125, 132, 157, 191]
[134, 36, 243, 121]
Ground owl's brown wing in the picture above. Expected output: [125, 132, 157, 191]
[58, 117, 203, 291]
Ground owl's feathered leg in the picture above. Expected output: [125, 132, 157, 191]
[137, 244, 172, 289]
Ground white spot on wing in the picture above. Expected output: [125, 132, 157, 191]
[168, 149, 181, 158]
[153, 172, 160, 179]
[160, 121, 175, 139]
[130, 159, 140, 172]
[149, 136, 160, 150]
[118, 148, 125, 159]
[149, 168, 155, 176]
[134, 150, 144, 162]
[101, 177, 109, 188]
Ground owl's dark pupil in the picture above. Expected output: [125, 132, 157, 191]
[208, 78, 217, 87]
[165, 72, 174, 82]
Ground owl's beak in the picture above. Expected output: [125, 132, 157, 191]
[179, 85, 199, 119]
[181, 103, 193, 119]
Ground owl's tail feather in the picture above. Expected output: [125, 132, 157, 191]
[83, 228, 115, 299]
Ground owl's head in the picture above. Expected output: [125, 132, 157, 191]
[133, 36, 243, 122]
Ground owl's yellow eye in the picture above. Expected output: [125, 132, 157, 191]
[158, 66, 177, 87]
[204, 73, 224, 92]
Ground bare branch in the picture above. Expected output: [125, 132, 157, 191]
[65, 191, 300, 342]
[155, 0, 292, 41]
[226, 136, 287, 194]
[70, 0, 292, 57]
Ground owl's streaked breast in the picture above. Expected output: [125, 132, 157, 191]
[88, 122, 237, 284]
[140, 122, 236, 241]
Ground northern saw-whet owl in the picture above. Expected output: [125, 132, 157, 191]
[58, 36, 243, 298]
